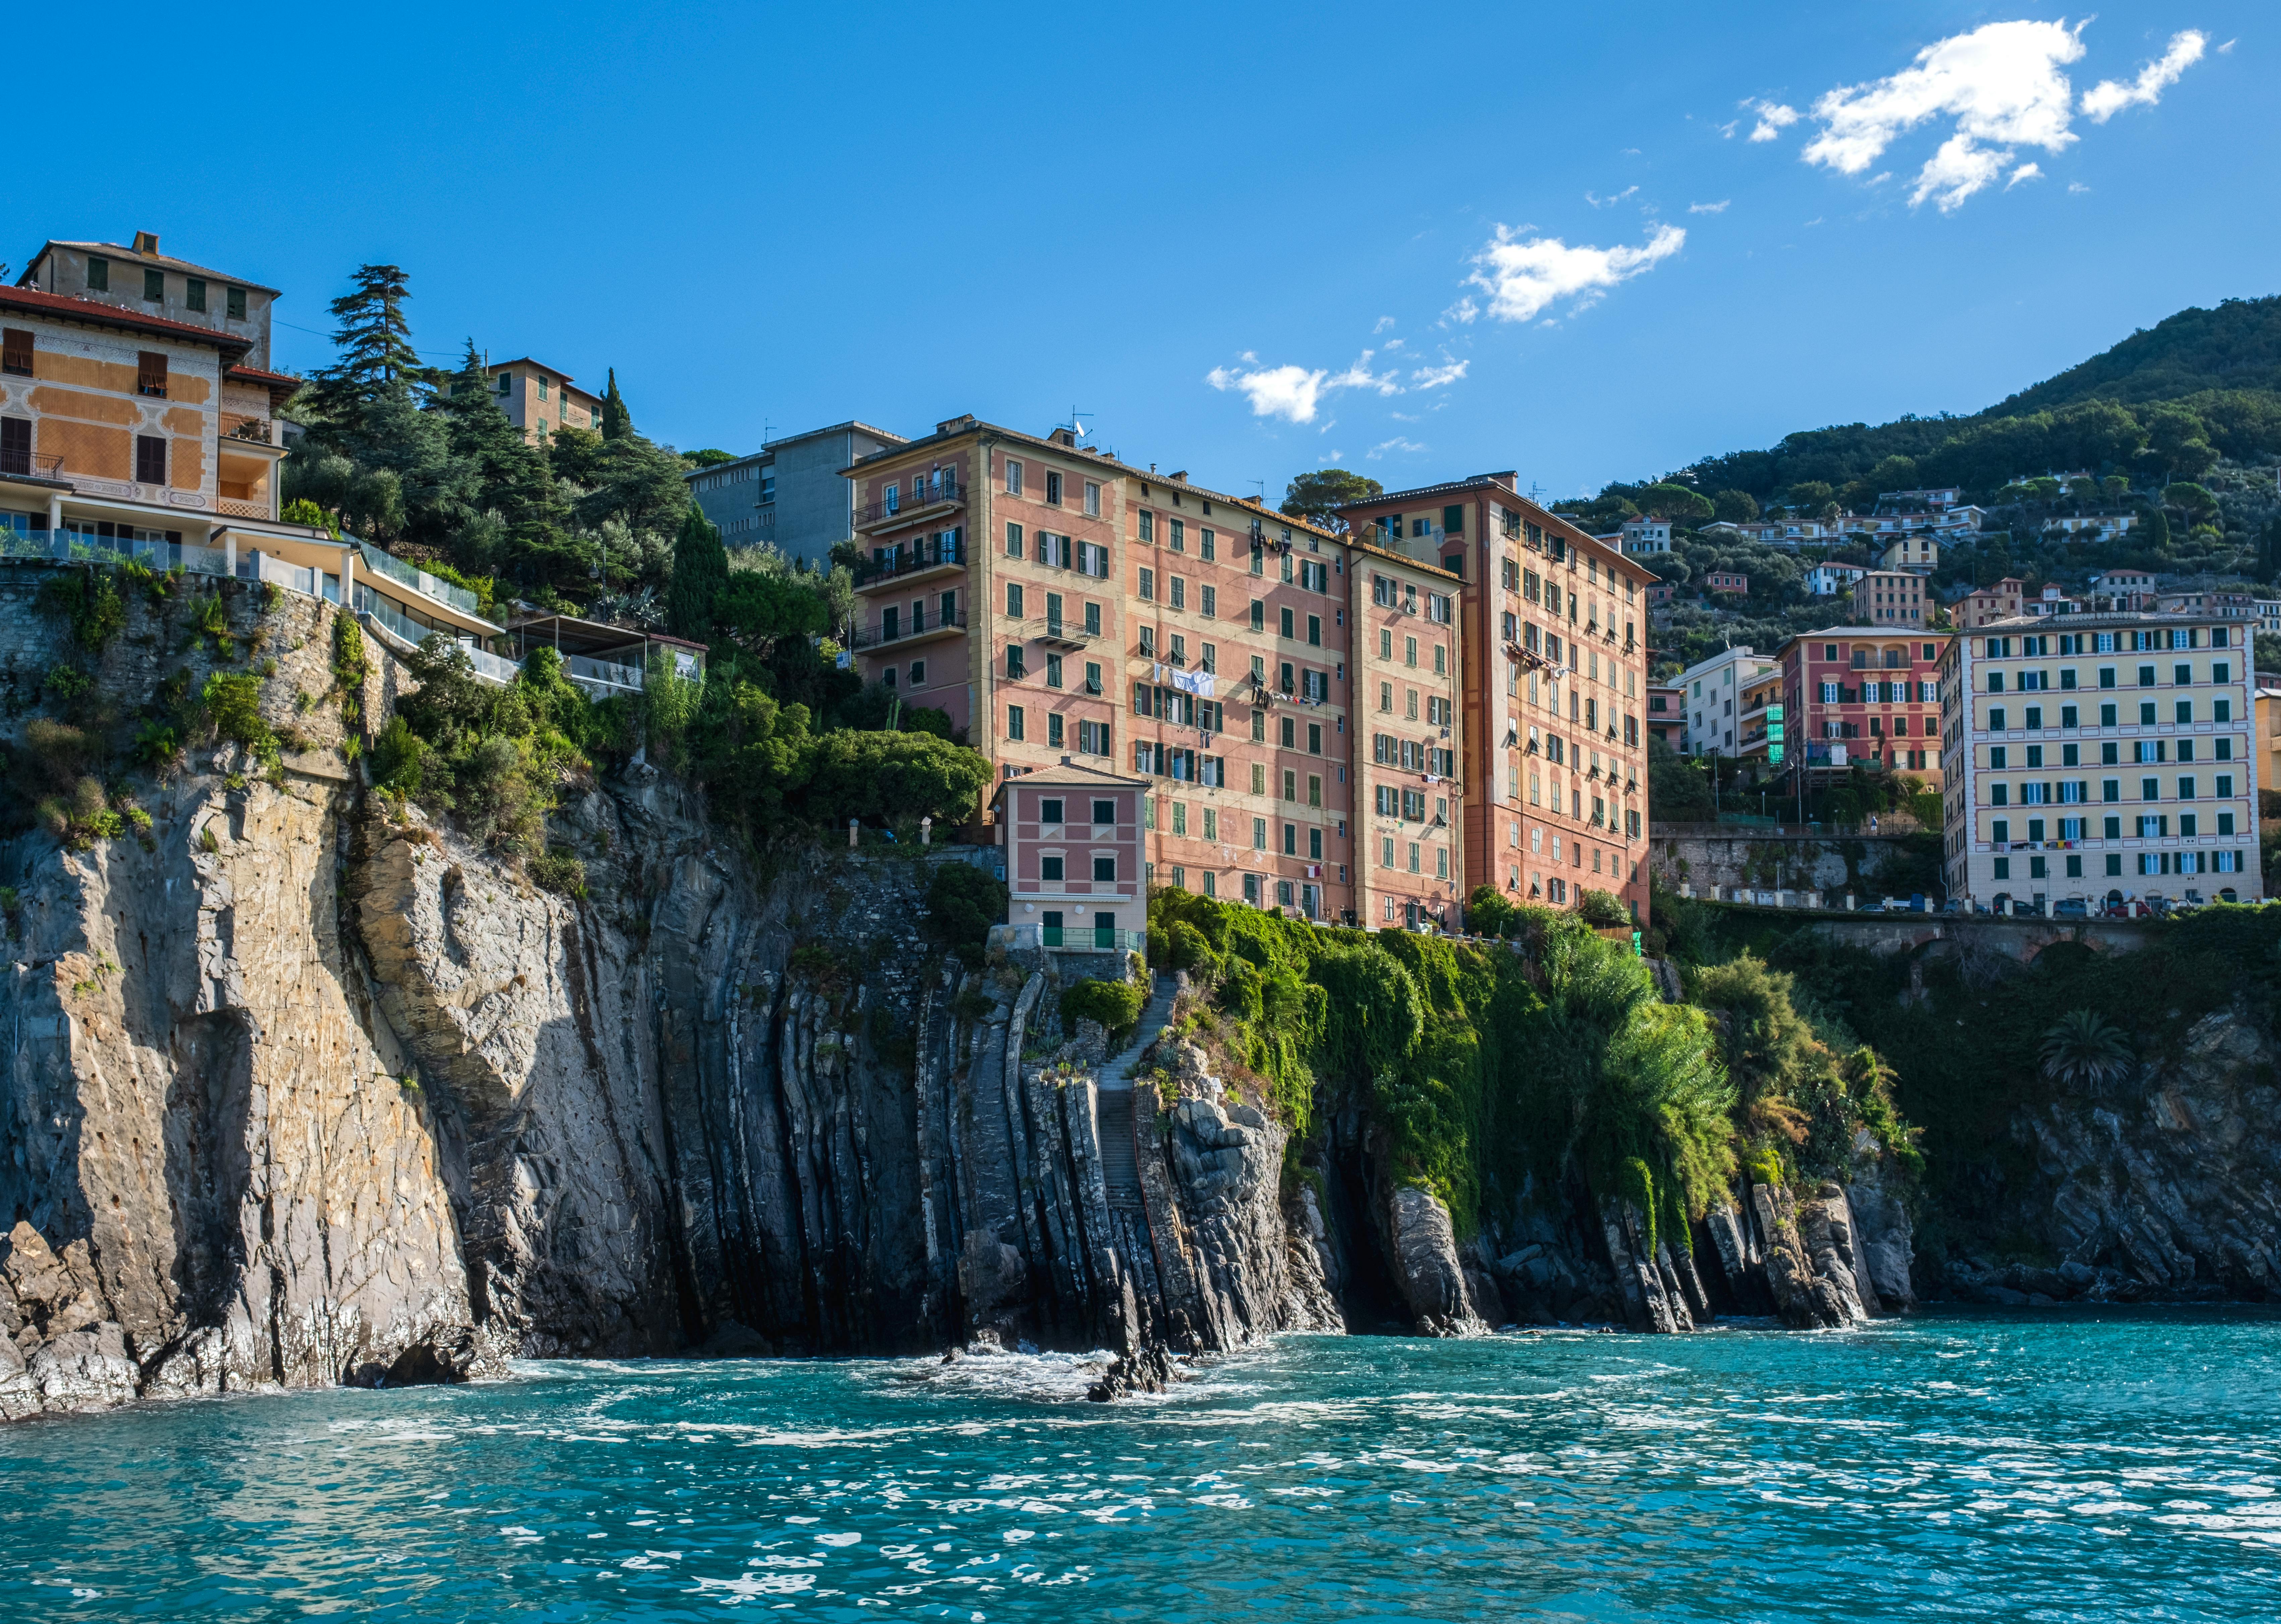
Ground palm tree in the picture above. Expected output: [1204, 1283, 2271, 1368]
[2038, 1010, 2135, 1090]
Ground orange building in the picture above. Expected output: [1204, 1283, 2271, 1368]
[1339, 476, 1653, 922]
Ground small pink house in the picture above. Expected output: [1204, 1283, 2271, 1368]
[1706, 571, 1749, 595]
[996, 759, 1149, 955]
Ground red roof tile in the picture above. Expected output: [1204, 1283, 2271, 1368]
[0, 284, 253, 354]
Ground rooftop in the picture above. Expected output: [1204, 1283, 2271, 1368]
[487, 358, 604, 403]
[681, 420, 908, 481]
[17, 236, 281, 295]
[845, 414, 1344, 544]
[991, 758, 1149, 793]
[0, 284, 256, 357]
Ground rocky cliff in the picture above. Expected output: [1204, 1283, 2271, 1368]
[7, 583, 2279, 1424]
[0, 584, 1344, 1421]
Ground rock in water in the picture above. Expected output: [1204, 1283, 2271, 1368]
[1385, 1185, 1486, 1336]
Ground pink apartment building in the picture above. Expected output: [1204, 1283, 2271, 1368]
[847, 417, 1354, 922]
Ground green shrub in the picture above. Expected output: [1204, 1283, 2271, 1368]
[44, 665, 93, 701]
[921, 860, 1007, 966]
[40, 569, 126, 652]
[1577, 888, 1631, 928]
[370, 714, 425, 795]
[1061, 977, 1144, 1040]
[38, 776, 122, 849]
[527, 850, 587, 897]
[19, 718, 98, 793]
[201, 672, 279, 766]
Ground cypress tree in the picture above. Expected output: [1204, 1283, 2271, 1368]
[666, 505, 727, 639]
[600, 368, 632, 441]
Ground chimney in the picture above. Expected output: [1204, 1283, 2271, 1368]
[1060, 754, 1072, 765]
[131, 231, 161, 255]
[1169, 470, 1187, 483]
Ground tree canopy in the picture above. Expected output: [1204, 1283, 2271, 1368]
[1281, 468, 1383, 526]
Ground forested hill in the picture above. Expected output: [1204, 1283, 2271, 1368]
[1640, 294, 2281, 506]
[1992, 296, 2281, 414]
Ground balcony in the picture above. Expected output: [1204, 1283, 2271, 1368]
[1037, 618, 1096, 649]
[855, 478, 964, 534]
[855, 533, 965, 589]
[359, 542, 479, 617]
[220, 412, 283, 446]
[852, 607, 968, 649]
[0, 449, 65, 484]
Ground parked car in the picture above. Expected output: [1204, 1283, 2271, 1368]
[2052, 898, 2089, 919]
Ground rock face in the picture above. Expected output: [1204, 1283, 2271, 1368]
[1382, 1183, 1486, 1336]
[0, 589, 1340, 1419]
[1940, 1002, 2281, 1304]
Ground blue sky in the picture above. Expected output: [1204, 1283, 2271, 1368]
[13, 3, 2271, 502]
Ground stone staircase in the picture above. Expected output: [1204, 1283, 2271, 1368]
[1094, 978, 1176, 1212]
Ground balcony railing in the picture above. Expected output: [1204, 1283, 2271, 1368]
[358, 542, 479, 617]
[1034, 926, 1147, 952]
[0, 526, 232, 575]
[1037, 618, 1095, 648]
[0, 449, 65, 481]
[855, 533, 965, 585]
[220, 412, 280, 445]
[852, 607, 967, 648]
[856, 478, 963, 527]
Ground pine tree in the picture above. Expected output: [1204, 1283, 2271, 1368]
[666, 505, 727, 639]
[307, 264, 423, 425]
[600, 368, 631, 440]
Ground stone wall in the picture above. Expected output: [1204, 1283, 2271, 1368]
[1648, 824, 1924, 903]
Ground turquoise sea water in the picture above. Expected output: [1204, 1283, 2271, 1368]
[5, 1310, 2280, 1621]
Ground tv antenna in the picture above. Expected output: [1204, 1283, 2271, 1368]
[1062, 406, 1094, 441]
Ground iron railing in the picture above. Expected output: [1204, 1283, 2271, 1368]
[855, 534, 964, 585]
[856, 478, 963, 527]
[0, 448, 64, 480]
[851, 607, 967, 649]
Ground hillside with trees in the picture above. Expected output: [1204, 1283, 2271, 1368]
[1543, 294, 2281, 673]
[281, 262, 987, 878]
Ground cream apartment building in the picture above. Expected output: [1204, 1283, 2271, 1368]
[1939, 614, 2263, 910]
[3, 230, 504, 666]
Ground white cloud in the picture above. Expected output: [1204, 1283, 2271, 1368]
[1743, 98, 1800, 141]
[1465, 223, 1686, 323]
[1714, 119, 1740, 139]
[1371, 315, 1396, 333]
[1318, 450, 1344, 463]
[1206, 363, 1327, 422]
[1795, 20, 2208, 213]
[1441, 296, 1480, 326]
[2219, 39, 2235, 54]
[1326, 351, 1402, 396]
[1410, 360, 1469, 389]
[1383, 337, 1406, 351]
[2081, 31, 2206, 122]
[2068, 181, 2091, 194]
[1585, 185, 1639, 208]
[1205, 349, 1398, 423]
[1366, 437, 1424, 461]
[1688, 199, 1731, 214]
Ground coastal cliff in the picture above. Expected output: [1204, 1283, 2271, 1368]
[4, 584, 2279, 1424]
[0, 584, 1340, 1419]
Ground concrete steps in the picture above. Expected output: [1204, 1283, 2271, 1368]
[1094, 977, 1175, 1213]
